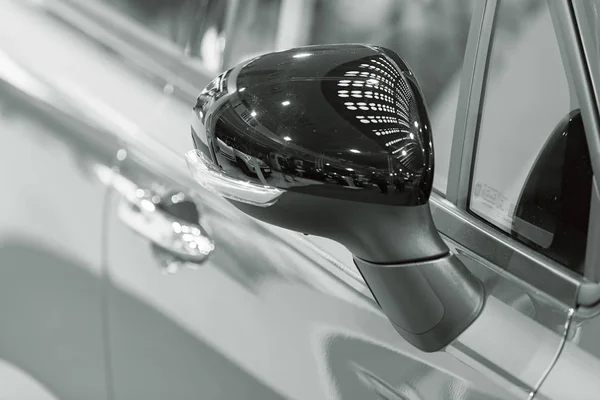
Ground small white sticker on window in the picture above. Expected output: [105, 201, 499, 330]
[471, 181, 516, 231]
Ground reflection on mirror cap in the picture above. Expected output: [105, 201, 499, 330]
[185, 149, 284, 207]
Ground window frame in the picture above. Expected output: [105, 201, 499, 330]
[465, 0, 585, 269]
[438, 0, 600, 304]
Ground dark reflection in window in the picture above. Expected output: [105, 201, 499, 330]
[511, 111, 592, 274]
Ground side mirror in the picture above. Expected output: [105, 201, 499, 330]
[187, 44, 484, 352]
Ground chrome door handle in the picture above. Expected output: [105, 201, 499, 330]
[117, 186, 215, 265]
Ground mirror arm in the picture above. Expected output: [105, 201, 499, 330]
[354, 254, 485, 352]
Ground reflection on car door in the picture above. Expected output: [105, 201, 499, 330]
[0, 56, 117, 399]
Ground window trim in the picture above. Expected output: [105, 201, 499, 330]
[571, 0, 600, 286]
[429, 194, 583, 306]
[446, 0, 495, 207]
[571, 0, 600, 187]
[584, 181, 600, 282]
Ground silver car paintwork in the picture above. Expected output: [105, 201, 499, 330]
[1, 0, 600, 398]
[0, 52, 114, 398]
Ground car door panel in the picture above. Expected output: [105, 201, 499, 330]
[104, 145, 524, 400]
[444, 238, 572, 396]
[6, 0, 589, 398]
[30, 0, 569, 397]
[0, 56, 119, 398]
[98, 116, 584, 400]
[543, 188, 600, 398]
[535, 316, 600, 399]
[0, 0, 202, 160]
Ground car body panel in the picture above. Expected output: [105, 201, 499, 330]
[104, 142, 520, 400]
[103, 111, 578, 399]
[0, 49, 119, 399]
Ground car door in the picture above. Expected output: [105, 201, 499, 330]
[0, 20, 119, 400]
[34, 0, 598, 398]
[101, 98, 521, 399]
[76, 1, 573, 399]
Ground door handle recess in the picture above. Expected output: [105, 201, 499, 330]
[117, 185, 215, 264]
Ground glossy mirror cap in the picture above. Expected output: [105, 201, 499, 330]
[189, 44, 447, 263]
[191, 44, 434, 205]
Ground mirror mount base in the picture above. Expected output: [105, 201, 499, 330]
[354, 254, 485, 352]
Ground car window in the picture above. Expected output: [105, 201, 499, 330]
[469, 0, 592, 274]
[305, 0, 477, 195]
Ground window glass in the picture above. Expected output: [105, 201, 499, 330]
[307, 0, 477, 195]
[470, 0, 592, 273]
